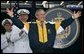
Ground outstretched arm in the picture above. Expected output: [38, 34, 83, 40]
[6, 8, 24, 29]
[61, 11, 81, 29]
[57, 11, 81, 34]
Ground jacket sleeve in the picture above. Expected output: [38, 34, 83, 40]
[10, 25, 21, 42]
[60, 17, 74, 29]
[1, 35, 9, 49]
[11, 16, 24, 29]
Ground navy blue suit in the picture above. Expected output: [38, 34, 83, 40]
[11, 17, 74, 53]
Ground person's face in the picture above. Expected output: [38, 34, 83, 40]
[19, 14, 28, 22]
[4, 22, 12, 32]
[36, 10, 45, 21]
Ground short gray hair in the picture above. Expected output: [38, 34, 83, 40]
[35, 9, 45, 18]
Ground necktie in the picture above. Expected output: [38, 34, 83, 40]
[40, 21, 44, 28]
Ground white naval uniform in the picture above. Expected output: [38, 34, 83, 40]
[1, 31, 14, 53]
[10, 25, 32, 53]
[53, 25, 65, 48]
[1, 25, 32, 53]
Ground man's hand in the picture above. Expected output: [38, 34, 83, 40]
[6, 8, 14, 17]
[72, 11, 81, 19]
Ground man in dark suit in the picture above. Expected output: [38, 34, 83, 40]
[6, 8, 81, 53]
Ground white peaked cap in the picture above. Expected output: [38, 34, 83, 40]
[17, 9, 30, 15]
[2, 19, 12, 26]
